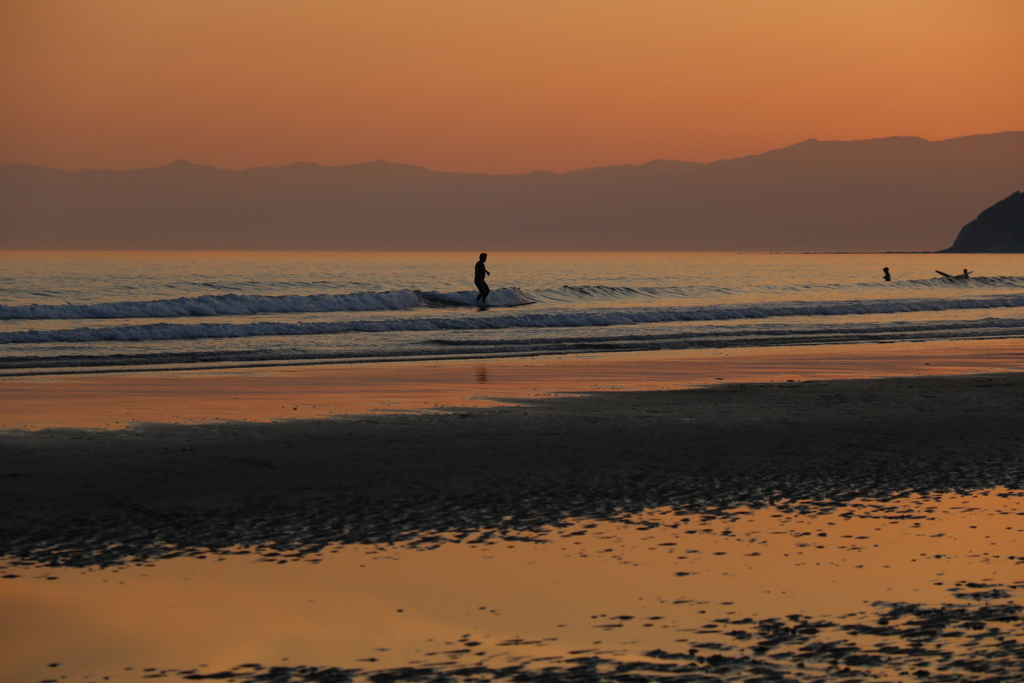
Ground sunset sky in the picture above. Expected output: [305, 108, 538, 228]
[2, 0, 1022, 174]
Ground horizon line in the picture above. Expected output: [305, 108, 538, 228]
[0, 248, 941, 255]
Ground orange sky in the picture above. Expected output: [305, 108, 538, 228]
[1, 0, 1022, 174]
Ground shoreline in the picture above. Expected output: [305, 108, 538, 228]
[3, 337, 1024, 430]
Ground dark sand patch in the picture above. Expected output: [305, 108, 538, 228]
[1, 373, 1022, 568]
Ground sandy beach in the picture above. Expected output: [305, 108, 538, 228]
[2, 339, 1024, 681]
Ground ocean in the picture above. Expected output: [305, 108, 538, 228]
[2, 251, 1023, 375]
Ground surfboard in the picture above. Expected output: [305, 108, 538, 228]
[473, 300, 536, 309]
[422, 293, 537, 308]
[936, 270, 953, 278]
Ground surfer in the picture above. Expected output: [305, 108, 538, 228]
[936, 269, 973, 280]
[882, 267, 891, 282]
[474, 253, 490, 304]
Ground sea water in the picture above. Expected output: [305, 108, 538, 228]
[1, 251, 1023, 374]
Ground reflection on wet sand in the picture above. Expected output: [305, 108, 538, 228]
[3, 337, 1024, 430]
[2, 490, 1022, 682]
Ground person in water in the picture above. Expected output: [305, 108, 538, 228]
[962, 268, 972, 279]
[882, 267, 891, 282]
[475, 253, 491, 304]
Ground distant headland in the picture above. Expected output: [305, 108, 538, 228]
[941, 191, 1024, 253]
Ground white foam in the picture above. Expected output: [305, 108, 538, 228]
[5, 294, 1024, 344]
[0, 288, 533, 320]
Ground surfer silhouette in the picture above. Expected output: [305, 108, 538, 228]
[936, 268, 973, 280]
[882, 267, 891, 282]
[475, 253, 490, 304]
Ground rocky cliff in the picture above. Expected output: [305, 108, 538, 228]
[941, 191, 1024, 252]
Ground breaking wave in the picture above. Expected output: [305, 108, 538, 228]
[0, 288, 534, 320]
[6, 294, 1024, 345]
[7, 276, 1024, 322]
[525, 277, 1024, 303]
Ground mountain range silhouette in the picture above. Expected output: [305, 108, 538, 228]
[2, 132, 1023, 251]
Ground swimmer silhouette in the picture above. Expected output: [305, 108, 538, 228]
[883, 267, 891, 282]
[962, 268, 972, 279]
[475, 253, 490, 305]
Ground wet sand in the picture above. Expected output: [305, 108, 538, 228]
[4, 337, 1024, 430]
[3, 491, 1023, 682]
[2, 339, 1024, 681]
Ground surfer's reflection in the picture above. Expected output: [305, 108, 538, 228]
[476, 367, 488, 383]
